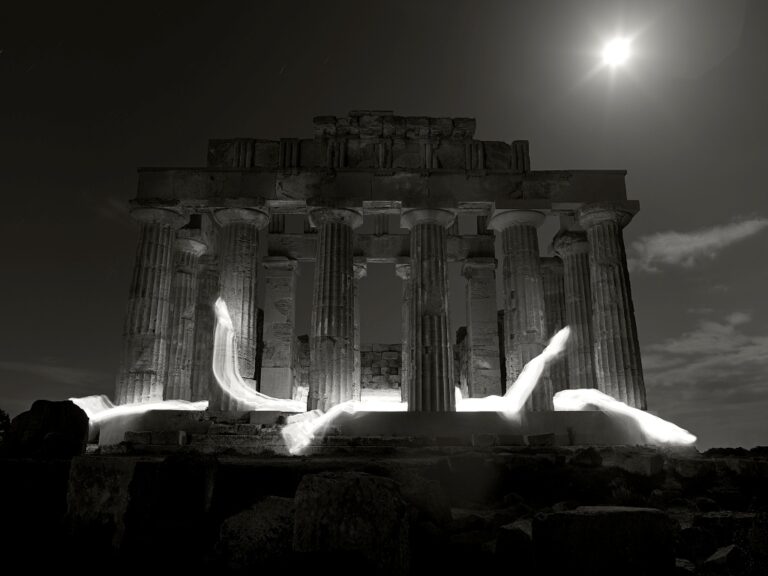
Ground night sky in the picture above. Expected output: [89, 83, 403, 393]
[1, 1, 766, 449]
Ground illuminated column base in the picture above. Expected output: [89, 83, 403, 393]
[395, 262, 412, 403]
[190, 255, 219, 402]
[353, 260, 367, 401]
[578, 202, 646, 409]
[540, 256, 568, 394]
[116, 207, 186, 405]
[308, 208, 363, 411]
[215, 208, 269, 385]
[164, 235, 207, 400]
[553, 230, 597, 390]
[403, 208, 456, 412]
[489, 210, 551, 411]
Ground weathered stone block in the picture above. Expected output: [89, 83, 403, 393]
[293, 472, 409, 574]
[534, 507, 675, 575]
[526, 433, 555, 447]
[6, 400, 88, 458]
[496, 519, 533, 568]
[150, 430, 187, 446]
[124, 430, 152, 445]
[66, 456, 140, 550]
[215, 496, 295, 570]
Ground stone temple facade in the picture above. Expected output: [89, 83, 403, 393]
[114, 110, 646, 412]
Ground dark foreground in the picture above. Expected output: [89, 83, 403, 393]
[1, 400, 766, 575]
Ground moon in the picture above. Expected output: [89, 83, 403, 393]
[602, 37, 631, 68]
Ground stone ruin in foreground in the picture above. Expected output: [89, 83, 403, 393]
[115, 110, 647, 414]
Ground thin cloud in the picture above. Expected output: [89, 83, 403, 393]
[629, 218, 768, 272]
[643, 311, 768, 447]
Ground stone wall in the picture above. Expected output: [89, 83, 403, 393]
[360, 344, 401, 390]
[293, 337, 404, 392]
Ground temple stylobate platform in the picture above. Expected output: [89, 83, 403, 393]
[115, 110, 647, 413]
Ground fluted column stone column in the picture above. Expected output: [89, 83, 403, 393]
[462, 258, 502, 397]
[190, 255, 219, 402]
[308, 207, 363, 411]
[353, 260, 367, 401]
[215, 208, 269, 385]
[116, 207, 187, 405]
[489, 210, 551, 411]
[402, 208, 456, 412]
[259, 257, 299, 399]
[395, 262, 412, 403]
[577, 202, 646, 409]
[540, 256, 568, 395]
[164, 234, 207, 400]
[553, 230, 597, 391]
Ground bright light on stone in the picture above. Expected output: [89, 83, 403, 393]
[602, 37, 631, 67]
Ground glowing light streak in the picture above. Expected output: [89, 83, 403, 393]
[211, 298, 307, 413]
[554, 388, 697, 446]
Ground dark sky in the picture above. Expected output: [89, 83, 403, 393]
[1, 0, 766, 449]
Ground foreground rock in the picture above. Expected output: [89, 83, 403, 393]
[293, 471, 410, 575]
[534, 506, 675, 575]
[4, 400, 88, 458]
[216, 496, 295, 570]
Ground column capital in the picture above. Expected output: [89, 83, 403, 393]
[462, 257, 496, 278]
[395, 262, 411, 280]
[488, 209, 545, 231]
[553, 229, 590, 256]
[353, 259, 368, 280]
[401, 208, 456, 230]
[262, 256, 299, 272]
[576, 202, 636, 229]
[131, 207, 187, 228]
[539, 256, 564, 273]
[214, 207, 270, 229]
[308, 207, 364, 229]
[174, 237, 207, 257]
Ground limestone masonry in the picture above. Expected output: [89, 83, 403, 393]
[115, 110, 646, 412]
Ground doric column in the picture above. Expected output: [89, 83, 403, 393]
[402, 208, 456, 412]
[395, 262, 412, 403]
[259, 257, 299, 399]
[553, 230, 597, 391]
[215, 208, 269, 383]
[462, 258, 502, 397]
[190, 255, 219, 402]
[540, 256, 568, 394]
[577, 202, 646, 409]
[489, 210, 551, 411]
[164, 234, 207, 400]
[115, 207, 187, 405]
[308, 207, 363, 411]
[353, 260, 367, 401]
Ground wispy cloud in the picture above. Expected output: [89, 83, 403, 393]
[629, 218, 768, 272]
[643, 311, 768, 447]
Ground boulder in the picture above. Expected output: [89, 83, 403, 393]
[676, 526, 717, 564]
[293, 471, 410, 575]
[701, 544, 751, 575]
[5, 400, 88, 458]
[534, 506, 675, 575]
[216, 496, 295, 570]
[496, 519, 533, 571]
[66, 455, 140, 552]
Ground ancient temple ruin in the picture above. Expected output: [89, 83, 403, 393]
[115, 110, 646, 412]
